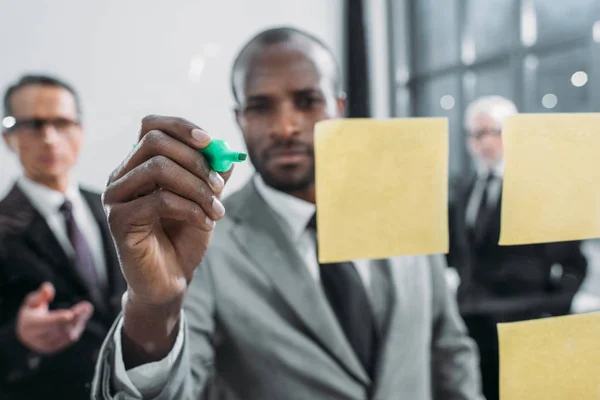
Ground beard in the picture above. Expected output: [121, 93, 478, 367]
[260, 163, 315, 192]
[249, 141, 315, 193]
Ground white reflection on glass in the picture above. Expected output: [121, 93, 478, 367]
[2, 116, 16, 129]
[542, 93, 558, 109]
[593, 20, 600, 43]
[440, 95, 456, 110]
[461, 36, 476, 65]
[520, 0, 537, 47]
[571, 71, 588, 87]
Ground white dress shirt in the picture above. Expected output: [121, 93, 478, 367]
[17, 176, 107, 284]
[570, 239, 600, 313]
[465, 159, 504, 228]
[112, 175, 373, 396]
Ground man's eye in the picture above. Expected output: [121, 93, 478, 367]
[246, 104, 269, 113]
[296, 96, 321, 110]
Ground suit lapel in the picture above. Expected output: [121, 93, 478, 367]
[26, 214, 73, 274]
[3, 185, 87, 291]
[228, 180, 370, 386]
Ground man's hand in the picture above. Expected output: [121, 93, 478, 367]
[102, 116, 232, 366]
[103, 116, 231, 307]
[16, 282, 94, 354]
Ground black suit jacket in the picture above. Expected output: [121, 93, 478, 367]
[0, 184, 126, 400]
[448, 173, 587, 322]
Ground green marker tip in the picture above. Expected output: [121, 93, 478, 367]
[198, 139, 248, 172]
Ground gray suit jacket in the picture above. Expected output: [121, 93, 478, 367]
[92, 179, 483, 400]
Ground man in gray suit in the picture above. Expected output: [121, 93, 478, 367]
[92, 27, 484, 400]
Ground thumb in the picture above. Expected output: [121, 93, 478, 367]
[23, 282, 55, 309]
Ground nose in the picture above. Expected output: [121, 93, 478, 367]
[479, 131, 498, 148]
[41, 123, 60, 145]
[270, 101, 301, 139]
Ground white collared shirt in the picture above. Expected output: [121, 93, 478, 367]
[465, 159, 504, 228]
[17, 176, 107, 284]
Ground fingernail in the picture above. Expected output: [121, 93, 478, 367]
[191, 128, 210, 145]
[212, 197, 225, 218]
[208, 170, 224, 190]
[205, 215, 215, 229]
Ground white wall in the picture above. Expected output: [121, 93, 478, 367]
[0, 0, 343, 197]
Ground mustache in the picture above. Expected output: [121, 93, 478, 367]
[262, 141, 313, 157]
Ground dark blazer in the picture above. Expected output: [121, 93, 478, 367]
[448, 173, 587, 320]
[0, 183, 126, 400]
[447, 173, 587, 400]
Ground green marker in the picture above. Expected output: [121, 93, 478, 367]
[198, 139, 247, 172]
[132, 139, 247, 172]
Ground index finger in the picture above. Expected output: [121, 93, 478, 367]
[139, 115, 211, 149]
[138, 115, 234, 183]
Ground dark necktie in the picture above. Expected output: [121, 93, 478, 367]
[59, 199, 104, 306]
[473, 172, 496, 244]
[307, 213, 378, 379]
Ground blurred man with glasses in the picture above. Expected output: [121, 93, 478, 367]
[0, 74, 125, 399]
[447, 95, 588, 400]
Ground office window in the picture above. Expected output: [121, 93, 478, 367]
[463, 62, 514, 105]
[390, 0, 600, 177]
[463, 0, 518, 61]
[534, 0, 597, 44]
[523, 47, 591, 113]
[413, 0, 460, 73]
[415, 74, 462, 174]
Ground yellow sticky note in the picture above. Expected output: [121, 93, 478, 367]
[498, 313, 600, 399]
[500, 113, 600, 245]
[314, 118, 448, 263]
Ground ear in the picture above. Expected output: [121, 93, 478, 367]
[336, 92, 347, 117]
[234, 107, 242, 129]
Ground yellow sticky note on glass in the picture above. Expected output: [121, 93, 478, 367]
[314, 118, 448, 263]
[498, 313, 600, 399]
[500, 113, 600, 245]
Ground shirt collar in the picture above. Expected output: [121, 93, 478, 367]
[17, 176, 80, 219]
[253, 174, 315, 241]
[476, 158, 505, 179]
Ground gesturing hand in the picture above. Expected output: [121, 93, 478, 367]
[16, 282, 93, 354]
[103, 116, 233, 307]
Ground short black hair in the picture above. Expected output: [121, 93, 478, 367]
[230, 26, 342, 104]
[2, 74, 81, 118]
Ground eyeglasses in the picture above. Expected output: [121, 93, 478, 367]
[4, 117, 81, 135]
[468, 128, 502, 140]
